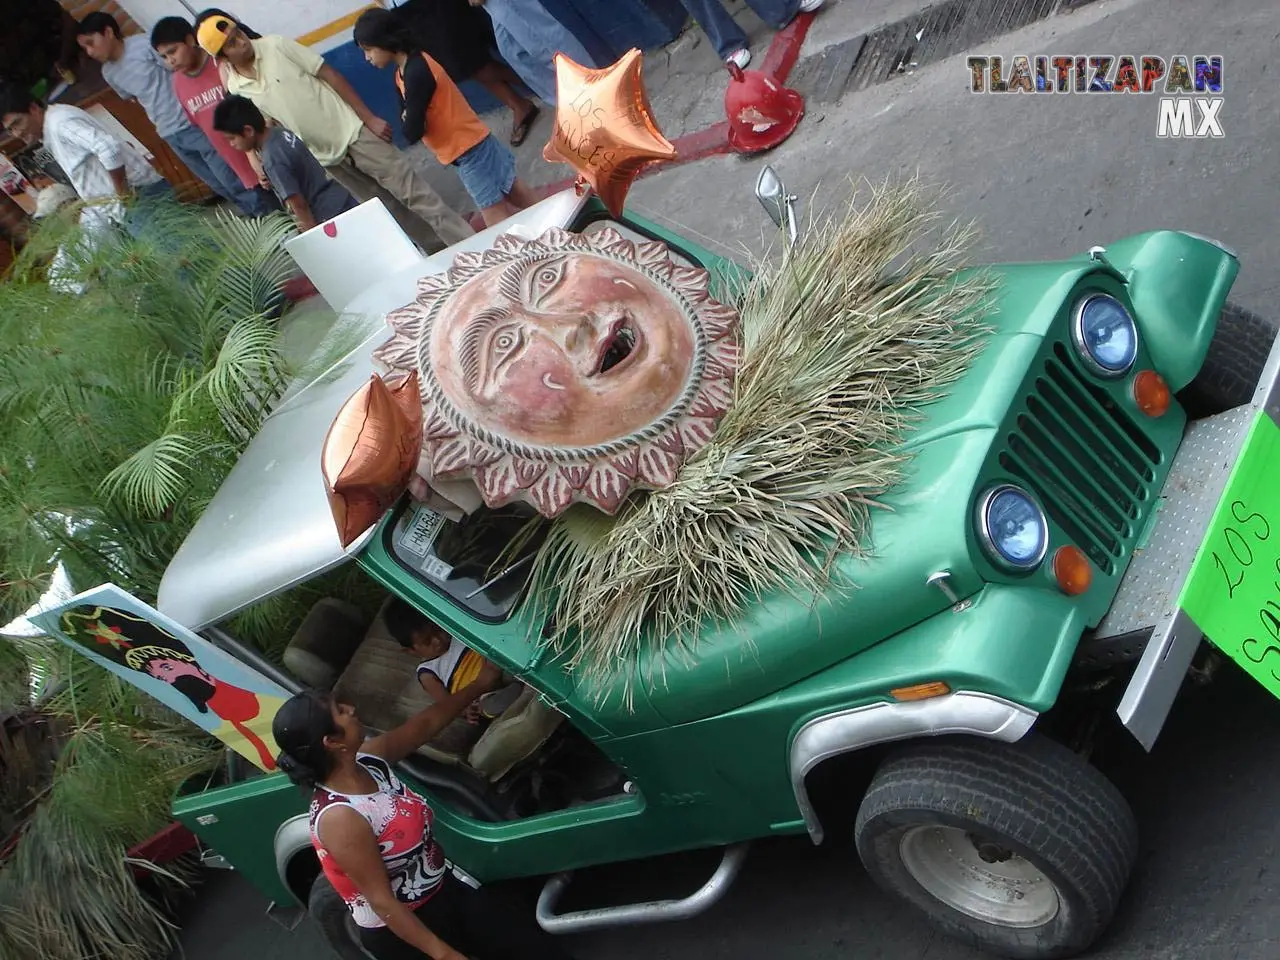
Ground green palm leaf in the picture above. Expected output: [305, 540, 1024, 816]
[97, 431, 200, 516]
[0, 196, 334, 960]
[0, 718, 215, 960]
[200, 312, 286, 433]
[207, 208, 299, 319]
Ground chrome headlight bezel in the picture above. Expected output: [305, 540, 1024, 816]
[975, 484, 1050, 572]
[1071, 293, 1138, 379]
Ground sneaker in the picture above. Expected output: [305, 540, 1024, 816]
[726, 48, 751, 69]
[799, 0, 825, 11]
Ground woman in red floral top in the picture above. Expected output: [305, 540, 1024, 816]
[273, 674, 577, 959]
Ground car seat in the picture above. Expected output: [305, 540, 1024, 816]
[466, 686, 565, 782]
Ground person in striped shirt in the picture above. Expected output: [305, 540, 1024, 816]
[385, 598, 524, 723]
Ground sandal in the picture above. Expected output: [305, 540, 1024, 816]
[509, 105, 540, 147]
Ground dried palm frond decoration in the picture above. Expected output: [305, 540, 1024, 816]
[523, 179, 995, 703]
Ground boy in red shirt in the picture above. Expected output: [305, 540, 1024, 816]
[150, 16, 278, 216]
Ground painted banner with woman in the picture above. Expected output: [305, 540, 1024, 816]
[31, 583, 290, 771]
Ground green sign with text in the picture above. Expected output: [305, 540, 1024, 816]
[1179, 412, 1280, 699]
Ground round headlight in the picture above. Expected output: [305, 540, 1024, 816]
[1072, 294, 1138, 377]
[976, 485, 1049, 571]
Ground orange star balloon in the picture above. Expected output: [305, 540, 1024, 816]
[543, 48, 677, 218]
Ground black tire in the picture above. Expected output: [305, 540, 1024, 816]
[308, 875, 371, 960]
[1179, 302, 1278, 417]
[854, 735, 1137, 960]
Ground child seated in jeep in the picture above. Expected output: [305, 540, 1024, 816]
[384, 598, 524, 722]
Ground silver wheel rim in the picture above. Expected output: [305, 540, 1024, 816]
[899, 825, 1061, 928]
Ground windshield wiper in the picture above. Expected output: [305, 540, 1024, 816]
[464, 552, 536, 600]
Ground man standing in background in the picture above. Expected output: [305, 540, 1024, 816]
[197, 13, 471, 253]
[676, 0, 825, 69]
[467, 0, 597, 105]
[75, 11, 266, 216]
[0, 83, 170, 239]
[213, 95, 358, 232]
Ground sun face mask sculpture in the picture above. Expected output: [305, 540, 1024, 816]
[372, 227, 741, 517]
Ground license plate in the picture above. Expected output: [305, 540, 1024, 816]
[1179, 412, 1280, 697]
[398, 505, 444, 558]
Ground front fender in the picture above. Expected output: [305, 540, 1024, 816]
[778, 583, 1087, 838]
[779, 582, 1089, 731]
[790, 692, 1037, 842]
[1100, 230, 1240, 390]
[273, 814, 315, 905]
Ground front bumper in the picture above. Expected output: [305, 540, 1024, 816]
[1102, 327, 1280, 750]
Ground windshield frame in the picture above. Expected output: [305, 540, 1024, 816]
[381, 496, 546, 625]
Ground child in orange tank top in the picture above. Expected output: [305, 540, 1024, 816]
[354, 8, 538, 228]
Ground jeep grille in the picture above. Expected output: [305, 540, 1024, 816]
[998, 343, 1160, 576]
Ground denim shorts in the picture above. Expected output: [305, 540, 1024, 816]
[453, 134, 517, 210]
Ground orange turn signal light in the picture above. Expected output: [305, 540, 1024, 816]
[1132, 370, 1170, 417]
[1053, 545, 1092, 596]
[890, 681, 951, 702]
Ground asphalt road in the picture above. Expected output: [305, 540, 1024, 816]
[172, 0, 1280, 957]
[173, 669, 1280, 960]
[625, 0, 1280, 317]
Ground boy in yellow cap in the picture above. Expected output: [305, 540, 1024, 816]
[196, 12, 471, 254]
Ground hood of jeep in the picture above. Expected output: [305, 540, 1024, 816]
[585, 259, 1108, 730]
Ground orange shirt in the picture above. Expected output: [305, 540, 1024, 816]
[395, 52, 490, 166]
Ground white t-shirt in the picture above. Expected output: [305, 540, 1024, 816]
[41, 103, 161, 233]
[416, 639, 482, 694]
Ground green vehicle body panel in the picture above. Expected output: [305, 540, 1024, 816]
[357, 258, 1208, 730]
[170, 218, 1240, 908]
[174, 775, 306, 905]
[170, 581, 1089, 897]
[1098, 231, 1241, 390]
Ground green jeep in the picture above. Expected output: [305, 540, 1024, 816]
[115, 169, 1279, 960]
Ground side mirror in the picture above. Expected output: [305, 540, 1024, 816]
[755, 165, 799, 246]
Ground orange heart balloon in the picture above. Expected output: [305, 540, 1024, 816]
[542, 48, 677, 218]
[321, 372, 424, 547]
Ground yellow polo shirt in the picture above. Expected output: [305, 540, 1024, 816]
[222, 36, 363, 167]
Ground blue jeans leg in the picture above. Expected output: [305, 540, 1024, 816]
[240, 186, 283, 216]
[678, 0, 800, 59]
[122, 181, 177, 241]
[485, 0, 598, 104]
[163, 126, 266, 215]
[745, 0, 803, 28]
[492, 22, 557, 103]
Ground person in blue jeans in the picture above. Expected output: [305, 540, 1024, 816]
[75, 11, 273, 216]
[678, 0, 825, 69]
[467, 0, 597, 105]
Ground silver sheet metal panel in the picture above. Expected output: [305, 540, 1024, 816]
[1114, 325, 1280, 750]
[157, 190, 589, 631]
[1096, 406, 1256, 639]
